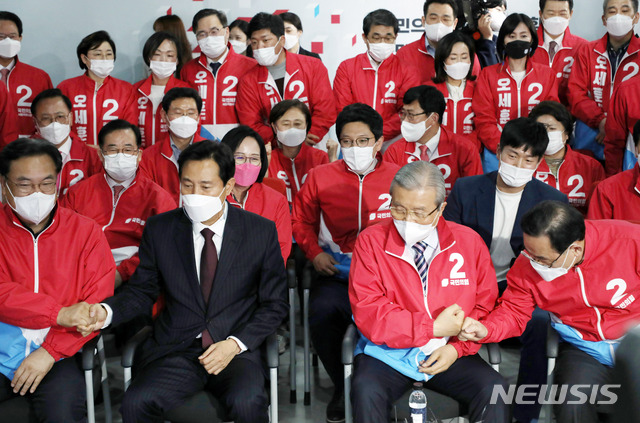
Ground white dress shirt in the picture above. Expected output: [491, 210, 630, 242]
[412, 127, 442, 159]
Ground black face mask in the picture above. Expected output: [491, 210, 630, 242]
[504, 40, 531, 59]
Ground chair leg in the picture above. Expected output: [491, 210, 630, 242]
[97, 336, 113, 423]
[544, 356, 557, 423]
[85, 369, 95, 423]
[270, 367, 278, 423]
[288, 287, 297, 404]
[303, 287, 311, 405]
[344, 363, 353, 423]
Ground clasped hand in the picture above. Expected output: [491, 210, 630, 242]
[56, 301, 107, 336]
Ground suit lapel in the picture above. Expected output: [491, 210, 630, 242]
[175, 211, 206, 313]
[477, 172, 497, 248]
[512, 181, 537, 254]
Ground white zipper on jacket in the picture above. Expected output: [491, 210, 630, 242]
[576, 267, 605, 341]
[372, 69, 379, 111]
[357, 176, 364, 232]
[92, 82, 99, 146]
[506, 67, 533, 118]
[291, 159, 301, 191]
[102, 178, 136, 231]
[12, 220, 54, 294]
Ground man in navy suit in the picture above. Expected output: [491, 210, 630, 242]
[444, 117, 568, 423]
[81, 140, 288, 423]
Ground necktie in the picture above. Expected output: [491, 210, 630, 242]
[419, 144, 430, 162]
[200, 228, 218, 348]
[549, 41, 558, 62]
[113, 185, 124, 204]
[210, 62, 221, 77]
[0, 68, 9, 86]
[412, 241, 429, 294]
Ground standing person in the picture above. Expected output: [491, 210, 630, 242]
[0, 80, 18, 147]
[604, 76, 640, 175]
[153, 15, 194, 73]
[229, 19, 251, 56]
[279, 12, 321, 60]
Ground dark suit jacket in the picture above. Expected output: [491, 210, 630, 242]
[444, 171, 569, 256]
[298, 46, 321, 61]
[105, 205, 288, 367]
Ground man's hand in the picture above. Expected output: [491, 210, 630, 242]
[199, 339, 241, 375]
[76, 304, 108, 337]
[265, 141, 272, 170]
[433, 304, 465, 337]
[305, 133, 320, 145]
[56, 302, 93, 328]
[458, 317, 488, 342]
[477, 12, 494, 40]
[596, 118, 607, 145]
[11, 347, 55, 395]
[114, 270, 124, 289]
[327, 139, 339, 162]
[312, 252, 339, 276]
[419, 344, 458, 376]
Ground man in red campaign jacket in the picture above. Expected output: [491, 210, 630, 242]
[58, 30, 138, 146]
[384, 86, 481, 194]
[236, 13, 335, 145]
[139, 87, 206, 203]
[0, 138, 114, 421]
[333, 9, 420, 143]
[31, 89, 102, 195]
[530, 1, 587, 106]
[0, 12, 53, 138]
[604, 77, 640, 175]
[349, 161, 507, 423]
[460, 201, 640, 422]
[61, 120, 176, 286]
[181, 9, 256, 141]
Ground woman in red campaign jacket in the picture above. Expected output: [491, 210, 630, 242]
[529, 101, 605, 215]
[221, 126, 292, 263]
[267, 100, 328, 207]
[427, 31, 479, 150]
[134, 32, 190, 149]
[472, 14, 559, 154]
[58, 31, 137, 147]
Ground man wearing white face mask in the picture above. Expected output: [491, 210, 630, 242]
[31, 89, 103, 195]
[333, 9, 420, 146]
[180, 9, 256, 141]
[0, 11, 53, 140]
[460, 200, 640, 423]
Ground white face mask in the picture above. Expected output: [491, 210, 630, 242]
[277, 127, 306, 147]
[229, 39, 247, 54]
[444, 62, 471, 80]
[393, 213, 439, 246]
[198, 35, 227, 59]
[253, 40, 283, 67]
[368, 42, 395, 62]
[545, 131, 566, 155]
[6, 184, 56, 226]
[38, 121, 71, 145]
[0, 38, 21, 58]
[284, 33, 299, 50]
[169, 116, 198, 139]
[401, 119, 430, 143]
[150, 60, 177, 79]
[89, 59, 114, 79]
[424, 22, 454, 43]
[342, 145, 376, 174]
[498, 160, 537, 187]
[528, 244, 577, 282]
[103, 153, 138, 182]
[543, 16, 570, 37]
[182, 189, 225, 223]
[489, 10, 506, 32]
[606, 14, 634, 37]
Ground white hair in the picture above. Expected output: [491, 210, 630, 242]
[389, 161, 445, 206]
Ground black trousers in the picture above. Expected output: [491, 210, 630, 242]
[0, 354, 86, 423]
[352, 353, 510, 423]
[121, 339, 268, 423]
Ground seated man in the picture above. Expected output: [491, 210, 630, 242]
[461, 200, 640, 423]
[350, 161, 508, 423]
[0, 138, 114, 422]
[384, 85, 482, 194]
[292, 103, 399, 422]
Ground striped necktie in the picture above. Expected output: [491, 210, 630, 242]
[412, 241, 429, 291]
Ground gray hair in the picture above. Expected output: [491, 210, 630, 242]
[603, 0, 638, 13]
[389, 161, 446, 206]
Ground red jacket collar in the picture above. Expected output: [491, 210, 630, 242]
[593, 33, 640, 56]
[634, 164, 640, 194]
[430, 80, 475, 99]
[536, 145, 575, 173]
[2, 202, 60, 235]
[339, 152, 386, 174]
[356, 51, 398, 70]
[498, 57, 536, 76]
[158, 133, 207, 158]
[383, 215, 456, 258]
[137, 75, 182, 96]
[197, 43, 239, 68]
[536, 24, 582, 48]
[81, 72, 112, 89]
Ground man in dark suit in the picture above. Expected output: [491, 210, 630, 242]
[81, 140, 288, 423]
[444, 117, 568, 423]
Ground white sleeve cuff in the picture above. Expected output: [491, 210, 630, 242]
[227, 336, 247, 353]
[100, 303, 113, 329]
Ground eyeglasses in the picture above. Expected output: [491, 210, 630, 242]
[196, 27, 225, 40]
[521, 248, 565, 268]
[234, 154, 261, 166]
[102, 147, 139, 157]
[389, 204, 439, 223]
[399, 111, 427, 123]
[168, 111, 200, 120]
[339, 137, 374, 148]
[6, 178, 57, 196]
[368, 35, 396, 43]
[37, 113, 71, 127]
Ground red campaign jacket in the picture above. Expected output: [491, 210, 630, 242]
[291, 157, 400, 261]
[56, 136, 103, 195]
[60, 172, 177, 280]
[396, 34, 482, 85]
[473, 58, 559, 153]
[383, 127, 483, 194]
[227, 182, 292, 262]
[587, 165, 640, 223]
[534, 146, 605, 215]
[268, 143, 329, 206]
[0, 84, 19, 148]
[133, 75, 190, 148]
[349, 217, 498, 357]
[531, 25, 587, 106]
[604, 77, 640, 175]
[57, 73, 138, 146]
[482, 220, 640, 343]
[236, 51, 336, 144]
[0, 57, 53, 137]
[0, 204, 115, 361]
[567, 34, 640, 128]
[180, 47, 256, 140]
[426, 79, 479, 149]
[333, 52, 420, 141]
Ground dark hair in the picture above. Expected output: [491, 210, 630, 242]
[229, 19, 250, 37]
[98, 119, 142, 148]
[336, 103, 384, 141]
[521, 200, 585, 253]
[0, 11, 22, 36]
[603, 0, 638, 13]
[161, 87, 202, 113]
[0, 138, 62, 178]
[30, 89, 72, 117]
[423, 0, 459, 17]
[142, 31, 180, 68]
[192, 8, 228, 33]
[279, 12, 303, 31]
[633, 119, 640, 148]
[403, 86, 446, 124]
[220, 126, 268, 183]
[363, 9, 399, 36]
[499, 117, 548, 159]
[153, 15, 193, 73]
[432, 31, 477, 84]
[497, 14, 538, 60]
[248, 12, 285, 39]
[77, 30, 116, 70]
[269, 100, 312, 134]
[528, 101, 574, 139]
[178, 140, 235, 184]
[540, 0, 573, 12]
